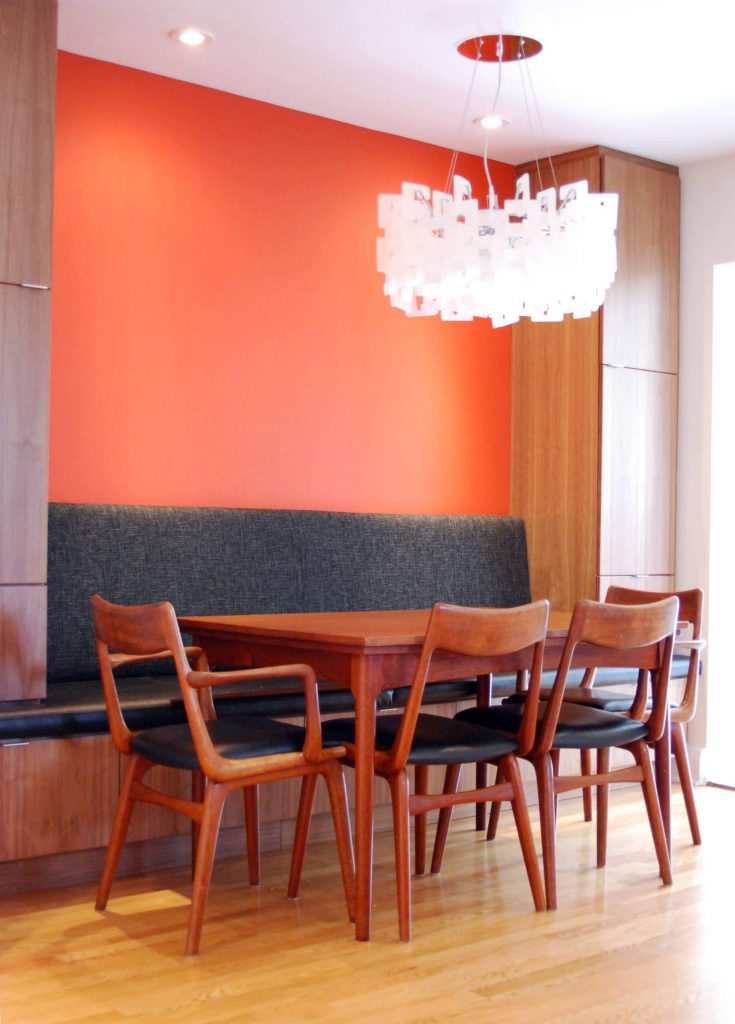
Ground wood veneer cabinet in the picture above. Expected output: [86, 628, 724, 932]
[511, 147, 679, 610]
[0, 0, 57, 700]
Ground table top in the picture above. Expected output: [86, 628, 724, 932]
[178, 607, 572, 649]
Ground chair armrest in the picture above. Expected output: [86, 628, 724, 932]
[673, 638, 707, 653]
[187, 664, 323, 761]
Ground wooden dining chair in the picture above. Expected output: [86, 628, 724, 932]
[92, 594, 355, 955]
[564, 586, 705, 844]
[496, 587, 705, 844]
[439, 598, 678, 909]
[322, 600, 549, 941]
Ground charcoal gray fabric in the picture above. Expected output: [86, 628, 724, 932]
[47, 503, 530, 683]
[297, 511, 531, 612]
[322, 712, 518, 765]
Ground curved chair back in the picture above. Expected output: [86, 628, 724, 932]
[91, 594, 201, 756]
[604, 585, 704, 721]
[386, 600, 550, 772]
[537, 597, 679, 755]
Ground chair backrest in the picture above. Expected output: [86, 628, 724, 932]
[538, 597, 679, 754]
[91, 594, 203, 755]
[386, 600, 550, 772]
[604, 585, 704, 720]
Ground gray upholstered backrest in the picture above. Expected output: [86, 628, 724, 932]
[47, 503, 530, 683]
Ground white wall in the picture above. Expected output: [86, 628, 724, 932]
[678, 152, 735, 769]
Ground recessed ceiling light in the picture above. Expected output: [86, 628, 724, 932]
[170, 27, 213, 47]
[474, 115, 510, 131]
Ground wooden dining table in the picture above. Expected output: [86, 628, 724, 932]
[177, 607, 672, 941]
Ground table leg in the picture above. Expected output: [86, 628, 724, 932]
[352, 656, 380, 941]
[655, 702, 672, 855]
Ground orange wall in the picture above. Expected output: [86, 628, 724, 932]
[49, 52, 514, 513]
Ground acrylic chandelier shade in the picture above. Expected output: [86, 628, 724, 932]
[376, 35, 619, 326]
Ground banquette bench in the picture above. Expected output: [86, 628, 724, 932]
[2, 502, 690, 738]
[0, 503, 688, 888]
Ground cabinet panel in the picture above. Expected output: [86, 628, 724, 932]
[599, 367, 677, 575]
[518, 149, 601, 195]
[0, 0, 56, 286]
[601, 156, 680, 372]
[0, 584, 46, 700]
[511, 314, 599, 611]
[0, 736, 117, 861]
[0, 284, 50, 586]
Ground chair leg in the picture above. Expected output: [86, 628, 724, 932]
[550, 748, 561, 821]
[287, 773, 318, 899]
[486, 763, 504, 842]
[243, 784, 260, 885]
[414, 765, 429, 876]
[632, 740, 673, 886]
[533, 754, 558, 911]
[96, 755, 148, 911]
[672, 723, 702, 845]
[596, 747, 610, 868]
[323, 762, 357, 923]
[503, 756, 545, 912]
[185, 782, 227, 956]
[388, 769, 412, 942]
[581, 749, 593, 822]
[430, 763, 462, 874]
[191, 771, 205, 878]
[475, 761, 488, 831]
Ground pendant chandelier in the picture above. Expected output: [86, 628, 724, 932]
[376, 35, 619, 327]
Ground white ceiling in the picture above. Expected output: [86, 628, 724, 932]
[57, 0, 735, 168]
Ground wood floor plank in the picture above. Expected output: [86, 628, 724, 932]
[0, 786, 733, 1023]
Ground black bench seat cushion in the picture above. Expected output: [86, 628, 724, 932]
[456, 702, 649, 750]
[0, 677, 394, 742]
[323, 712, 518, 765]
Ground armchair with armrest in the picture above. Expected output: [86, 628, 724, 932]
[92, 594, 355, 955]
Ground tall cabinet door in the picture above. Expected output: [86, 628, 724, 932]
[0, 0, 56, 287]
[0, 0, 56, 700]
[601, 155, 680, 373]
[599, 366, 677, 577]
[510, 151, 601, 611]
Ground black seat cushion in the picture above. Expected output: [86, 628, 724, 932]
[505, 687, 640, 713]
[456, 701, 649, 750]
[130, 715, 333, 771]
[322, 712, 518, 765]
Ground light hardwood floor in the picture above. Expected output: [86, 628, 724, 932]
[1, 785, 733, 1023]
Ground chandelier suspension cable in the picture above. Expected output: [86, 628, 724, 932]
[444, 37, 484, 194]
[518, 36, 558, 194]
[481, 34, 504, 205]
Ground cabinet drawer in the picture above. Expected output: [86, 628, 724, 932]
[0, 736, 117, 861]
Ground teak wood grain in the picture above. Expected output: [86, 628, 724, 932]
[0, 584, 47, 701]
[0, 285, 51, 587]
[601, 155, 680, 373]
[0, 0, 56, 286]
[599, 367, 677, 575]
